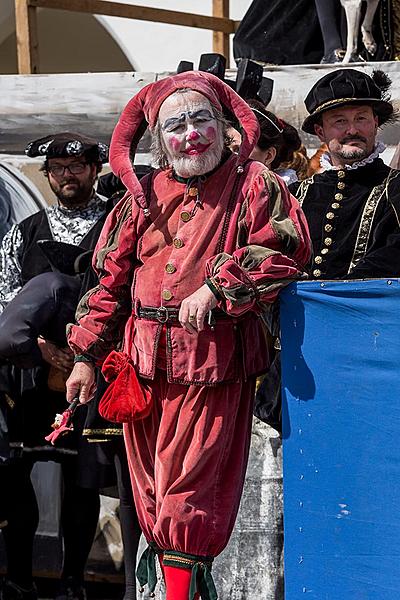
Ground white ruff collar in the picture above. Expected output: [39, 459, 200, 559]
[320, 141, 386, 172]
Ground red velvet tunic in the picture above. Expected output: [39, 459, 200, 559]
[68, 154, 311, 382]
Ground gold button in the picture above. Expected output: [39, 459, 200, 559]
[325, 224, 333, 232]
[314, 256, 323, 264]
[326, 212, 335, 220]
[313, 269, 322, 277]
[335, 193, 343, 201]
[338, 171, 345, 179]
[331, 202, 340, 209]
[165, 263, 176, 274]
[162, 290, 173, 301]
[337, 181, 345, 190]
[188, 187, 198, 197]
[173, 238, 184, 249]
[180, 211, 191, 222]
[324, 237, 332, 246]
[321, 248, 329, 255]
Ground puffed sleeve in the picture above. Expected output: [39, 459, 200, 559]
[67, 196, 141, 363]
[205, 171, 311, 316]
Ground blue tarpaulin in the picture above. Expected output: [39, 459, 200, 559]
[280, 279, 400, 600]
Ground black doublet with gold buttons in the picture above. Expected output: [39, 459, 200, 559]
[291, 158, 400, 279]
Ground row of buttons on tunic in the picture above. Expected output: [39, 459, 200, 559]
[162, 187, 198, 301]
[162, 235, 186, 300]
[313, 170, 346, 278]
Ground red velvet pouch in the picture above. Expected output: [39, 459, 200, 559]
[99, 350, 152, 423]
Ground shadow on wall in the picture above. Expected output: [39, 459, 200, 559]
[0, 8, 133, 74]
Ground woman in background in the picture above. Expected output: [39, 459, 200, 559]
[248, 99, 303, 185]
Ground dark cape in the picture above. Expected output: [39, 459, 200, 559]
[233, 0, 323, 65]
[233, 0, 392, 65]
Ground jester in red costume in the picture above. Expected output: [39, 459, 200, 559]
[66, 71, 311, 599]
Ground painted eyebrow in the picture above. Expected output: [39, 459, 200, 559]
[162, 109, 214, 130]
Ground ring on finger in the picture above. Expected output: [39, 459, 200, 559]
[189, 314, 196, 322]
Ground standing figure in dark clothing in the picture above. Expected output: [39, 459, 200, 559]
[315, 0, 393, 63]
[0, 133, 109, 600]
[314, 0, 347, 63]
[292, 68, 400, 280]
[233, 0, 324, 65]
[234, 0, 392, 65]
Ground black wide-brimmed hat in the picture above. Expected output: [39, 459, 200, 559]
[25, 132, 109, 163]
[302, 69, 395, 134]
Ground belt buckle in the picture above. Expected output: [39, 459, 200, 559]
[156, 306, 169, 323]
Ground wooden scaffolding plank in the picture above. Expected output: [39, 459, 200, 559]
[15, 0, 39, 74]
[28, 0, 236, 33]
[212, 0, 230, 60]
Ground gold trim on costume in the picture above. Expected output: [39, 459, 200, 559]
[310, 97, 384, 117]
[347, 172, 397, 273]
[296, 176, 315, 206]
[83, 427, 123, 437]
[5, 394, 15, 409]
[385, 170, 400, 227]
[383, 0, 394, 59]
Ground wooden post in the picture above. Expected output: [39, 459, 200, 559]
[212, 0, 230, 62]
[15, 0, 39, 74]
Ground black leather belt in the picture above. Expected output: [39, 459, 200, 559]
[137, 306, 180, 323]
[136, 305, 233, 326]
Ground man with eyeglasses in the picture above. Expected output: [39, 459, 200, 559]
[0, 133, 109, 600]
[0, 133, 109, 311]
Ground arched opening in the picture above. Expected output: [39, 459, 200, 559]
[0, 7, 134, 74]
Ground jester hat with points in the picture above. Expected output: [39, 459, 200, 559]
[109, 71, 260, 212]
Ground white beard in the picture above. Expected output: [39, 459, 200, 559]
[171, 151, 221, 178]
[168, 132, 225, 178]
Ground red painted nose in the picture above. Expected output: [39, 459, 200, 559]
[187, 130, 200, 141]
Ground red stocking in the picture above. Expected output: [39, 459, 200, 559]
[163, 564, 200, 600]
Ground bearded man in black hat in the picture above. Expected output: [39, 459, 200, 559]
[0, 133, 108, 312]
[292, 69, 400, 280]
[0, 133, 108, 600]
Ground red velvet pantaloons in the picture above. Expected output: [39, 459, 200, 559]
[123, 369, 255, 558]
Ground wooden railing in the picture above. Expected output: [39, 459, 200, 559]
[15, 0, 240, 74]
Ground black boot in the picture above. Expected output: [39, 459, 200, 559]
[320, 48, 345, 63]
[54, 577, 87, 600]
[0, 580, 38, 600]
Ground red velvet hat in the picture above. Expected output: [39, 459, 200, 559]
[110, 71, 260, 211]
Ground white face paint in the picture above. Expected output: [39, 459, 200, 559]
[158, 90, 225, 178]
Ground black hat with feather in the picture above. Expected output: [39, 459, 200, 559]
[302, 69, 395, 134]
